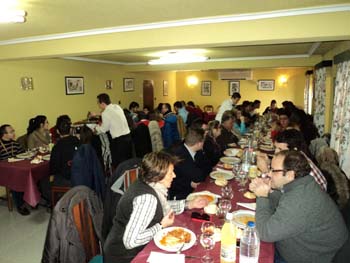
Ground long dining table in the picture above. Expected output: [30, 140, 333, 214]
[0, 159, 50, 208]
[132, 167, 274, 263]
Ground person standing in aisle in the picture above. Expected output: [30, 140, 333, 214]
[215, 92, 241, 123]
[95, 93, 132, 169]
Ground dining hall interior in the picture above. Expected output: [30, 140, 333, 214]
[0, 1, 350, 263]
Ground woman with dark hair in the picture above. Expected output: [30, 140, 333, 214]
[204, 120, 222, 167]
[103, 151, 208, 262]
[263, 99, 278, 115]
[27, 115, 51, 149]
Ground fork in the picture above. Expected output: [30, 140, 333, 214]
[176, 243, 185, 254]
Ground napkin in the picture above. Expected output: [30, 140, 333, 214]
[147, 252, 184, 263]
[237, 202, 256, 211]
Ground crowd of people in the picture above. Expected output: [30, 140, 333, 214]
[1, 92, 349, 262]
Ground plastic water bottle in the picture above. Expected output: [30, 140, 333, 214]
[239, 221, 260, 263]
[242, 148, 250, 173]
[220, 213, 236, 263]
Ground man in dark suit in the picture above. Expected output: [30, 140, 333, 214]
[169, 128, 212, 200]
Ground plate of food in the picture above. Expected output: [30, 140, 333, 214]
[232, 210, 256, 229]
[224, 148, 242, 158]
[210, 171, 234, 180]
[186, 191, 219, 204]
[220, 157, 241, 165]
[16, 152, 35, 159]
[154, 227, 196, 252]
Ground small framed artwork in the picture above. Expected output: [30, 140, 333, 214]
[65, 76, 84, 95]
[228, 80, 240, 95]
[163, 80, 168, 96]
[105, 80, 113, 89]
[257, 79, 275, 91]
[123, 78, 135, 92]
[21, 77, 33, 90]
[201, 81, 211, 96]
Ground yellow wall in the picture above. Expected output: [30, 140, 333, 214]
[175, 68, 309, 112]
[0, 59, 175, 135]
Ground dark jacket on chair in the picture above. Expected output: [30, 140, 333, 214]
[131, 123, 152, 158]
[101, 158, 142, 243]
[41, 186, 103, 263]
[71, 144, 106, 199]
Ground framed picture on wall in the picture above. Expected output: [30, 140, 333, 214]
[228, 80, 240, 95]
[65, 76, 84, 95]
[257, 79, 275, 91]
[105, 80, 113, 89]
[123, 78, 135, 92]
[163, 80, 168, 96]
[201, 81, 211, 96]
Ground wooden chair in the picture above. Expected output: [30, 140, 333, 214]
[50, 175, 70, 208]
[72, 200, 100, 263]
[123, 167, 140, 191]
[204, 105, 214, 112]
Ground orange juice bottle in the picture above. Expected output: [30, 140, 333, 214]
[220, 212, 236, 263]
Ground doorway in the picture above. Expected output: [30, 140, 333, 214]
[143, 80, 154, 109]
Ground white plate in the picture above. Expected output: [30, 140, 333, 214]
[42, 154, 50, 161]
[16, 152, 35, 159]
[154, 227, 196, 252]
[186, 191, 219, 204]
[232, 210, 256, 229]
[220, 157, 240, 165]
[224, 148, 240, 157]
[210, 171, 234, 180]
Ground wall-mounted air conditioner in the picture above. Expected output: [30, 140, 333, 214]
[218, 69, 253, 80]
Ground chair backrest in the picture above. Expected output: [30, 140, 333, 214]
[123, 167, 140, 191]
[204, 105, 214, 112]
[72, 200, 100, 263]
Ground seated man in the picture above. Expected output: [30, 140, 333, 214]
[216, 111, 239, 152]
[50, 118, 80, 187]
[0, 124, 29, 215]
[168, 128, 212, 200]
[250, 150, 348, 263]
[257, 129, 327, 191]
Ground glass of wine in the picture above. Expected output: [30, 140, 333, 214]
[221, 184, 234, 200]
[201, 221, 215, 236]
[200, 233, 215, 263]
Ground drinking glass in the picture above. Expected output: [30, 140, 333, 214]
[200, 233, 215, 263]
[217, 199, 232, 220]
[221, 184, 234, 200]
[238, 170, 248, 192]
[201, 221, 215, 236]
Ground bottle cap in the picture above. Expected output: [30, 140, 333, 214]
[247, 221, 255, 227]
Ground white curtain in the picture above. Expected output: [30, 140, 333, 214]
[304, 73, 313, 114]
[330, 60, 350, 177]
[314, 67, 327, 136]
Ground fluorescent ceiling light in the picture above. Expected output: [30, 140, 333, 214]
[148, 50, 208, 65]
[0, 10, 26, 23]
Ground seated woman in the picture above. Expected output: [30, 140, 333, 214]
[203, 120, 222, 167]
[232, 106, 247, 136]
[50, 118, 80, 187]
[103, 151, 208, 263]
[27, 115, 51, 149]
[216, 111, 239, 152]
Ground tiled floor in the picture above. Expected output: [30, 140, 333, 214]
[0, 199, 50, 263]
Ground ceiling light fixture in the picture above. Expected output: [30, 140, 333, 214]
[148, 51, 208, 65]
[0, 9, 26, 23]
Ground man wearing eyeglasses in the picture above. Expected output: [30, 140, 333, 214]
[249, 150, 347, 263]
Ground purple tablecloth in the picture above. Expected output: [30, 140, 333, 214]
[132, 173, 274, 263]
[0, 160, 50, 206]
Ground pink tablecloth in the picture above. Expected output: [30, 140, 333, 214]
[132, 176, 274, 263]
[0, 160, 50, 206]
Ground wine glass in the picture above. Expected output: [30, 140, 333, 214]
[217, 199, 232, 221]
[200, 233, 215, 263]
[238, 170, 248, 192]
[221, 184, 234, 200]
[201, 222, 215, 236]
